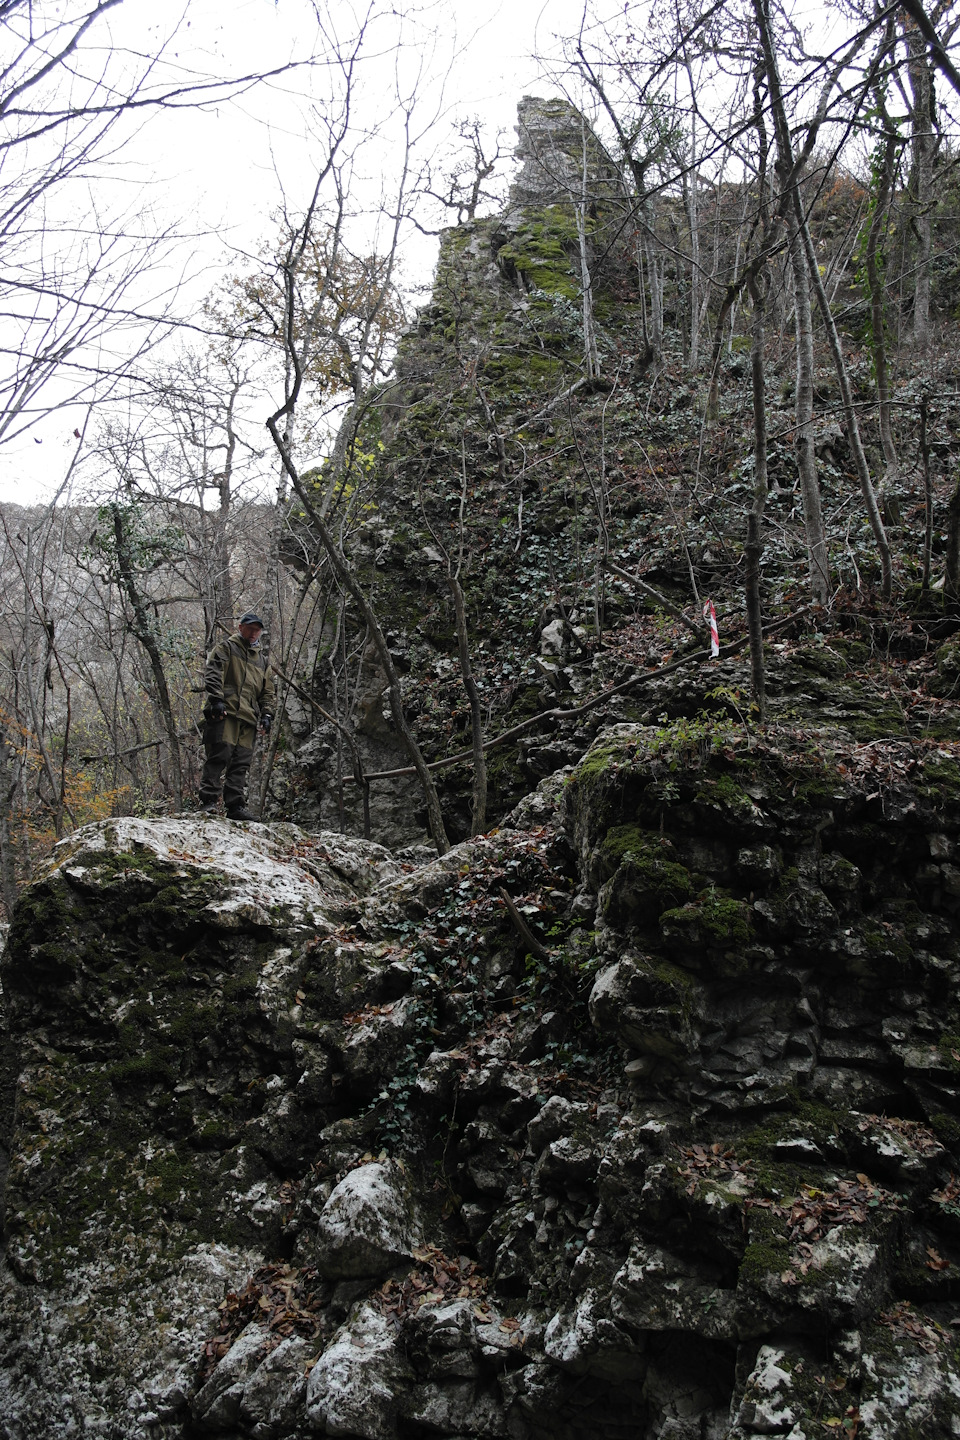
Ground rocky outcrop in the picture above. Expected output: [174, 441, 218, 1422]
[2, 725, 960, 1437]
[509, 95, 624, 211]
[274, 95, 643, 850]
[0, 817, 407, 1437]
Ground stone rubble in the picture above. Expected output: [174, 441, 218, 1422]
[2, 722, 960, 1437]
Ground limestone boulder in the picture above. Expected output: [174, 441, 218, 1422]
[305, 1303, 413, 1439]
[611, 1241, 738, 1341]
[313, 1161, 422, 1279]
[0, 817, 405, 1440]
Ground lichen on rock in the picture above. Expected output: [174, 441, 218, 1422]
[3, 722, 960, 1437]
[5, 90, 960, 1440]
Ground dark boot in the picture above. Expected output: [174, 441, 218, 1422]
[226, 805, 258, 821]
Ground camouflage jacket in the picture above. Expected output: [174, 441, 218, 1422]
[203, 633, 275, 741]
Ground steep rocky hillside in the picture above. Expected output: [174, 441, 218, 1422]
[3, 96, 960, 1440]
[277, 98, 960, 850]
[2, 720, 960, 1436]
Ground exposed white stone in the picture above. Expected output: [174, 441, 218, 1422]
[544, 1290, 605, 1371]
[730, 1346, 798, 1435]
[858, 1339, 960, 1437]
[342, 994, 419, 1090]
[794, 1229, 885, 1321]
[190, 1324, 270, 1429]
[527, 1094, 590, 1155]
[402, 1378, 509, 1435]
[314, 1161, 422, 1278]
[611, 1241, 737, 1341]
[49, 816, 403, 927]
[238, 1333, 312, 1436]
[0, 1239, 261, 1440]
[306, 1303, 412, 1439]
[540, 618, 564, 654]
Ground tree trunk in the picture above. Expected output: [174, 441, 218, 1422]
[745, 512, 765, 721]
[753, 0, 830, 604]
[921, 391, 934, 592]
[577, 204, 600, 381]
[110, 506, 183, 810]
[447, 573, 487, 836]
[747, 269, 769, 721]
[22, 528, 72, 834]
[797, 194, 893, 599]
[208, 372, 240, 646]
[320, 398, 361, 519]
[863, 131, 899, 474]
[908, 28, 935, 368]
[475, 382, 508, 481]
[0, 725, 19, 917]
[684, 65, 700, 368]
[268, 419, 450, 854]
[646, 232, 663, 354]
[945, 473, 960, 601]
[787, 215, 831, 604]
[577, 120, 600, 382]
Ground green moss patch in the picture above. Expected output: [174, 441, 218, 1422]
[661, 888, 754, 951]
[496, 207, 582, 299]
[937, 1035, 960, 1071]
[600, 827, 695, 925]
[740, 1100, 846, 1161]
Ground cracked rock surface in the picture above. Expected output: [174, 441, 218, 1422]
[3, 726, 960, 1438]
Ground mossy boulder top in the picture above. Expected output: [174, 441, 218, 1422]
[40, 814, 404, 924]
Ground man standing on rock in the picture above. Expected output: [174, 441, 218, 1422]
[200, 612, 275, 820]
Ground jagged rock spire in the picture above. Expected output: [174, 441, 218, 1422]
[508, 94, 625, 211]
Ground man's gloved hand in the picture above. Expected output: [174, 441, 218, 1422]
[260, 713, 273, 736]
[208, 699, 227, 721]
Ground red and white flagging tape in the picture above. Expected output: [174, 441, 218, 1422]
[703, 599, 719, 657]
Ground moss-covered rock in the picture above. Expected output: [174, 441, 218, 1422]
[0, 816, 405, 1435]
[660, 888, 755, 957]
[596, 827, 695, 925]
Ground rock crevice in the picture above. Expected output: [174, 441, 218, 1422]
[2, 721, 960, 1437]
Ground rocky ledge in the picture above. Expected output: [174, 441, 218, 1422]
[2, 726, 960, 1438]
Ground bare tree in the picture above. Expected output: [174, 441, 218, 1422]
[860, 101, 901, 480]
[754, 0, 837, 604]
[417, 441, 488, 836]
[0, 0, 326, 443]
[96, 345, 266, 649]
[83, 500, 187, 808]
[263, 110, 453, 850]
[421, 117, 509, 225]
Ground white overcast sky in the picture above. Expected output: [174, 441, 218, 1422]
[117, 0, 579, 263]
[0, 0, 598, 505]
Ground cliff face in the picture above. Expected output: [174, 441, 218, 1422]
[4, 96, 960, 1440]
[277, 96, 646, 847]
[2, 723, 960, 1438]
[279, 93, 959, 862]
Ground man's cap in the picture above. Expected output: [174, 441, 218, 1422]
[239, 612, 265, 627]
